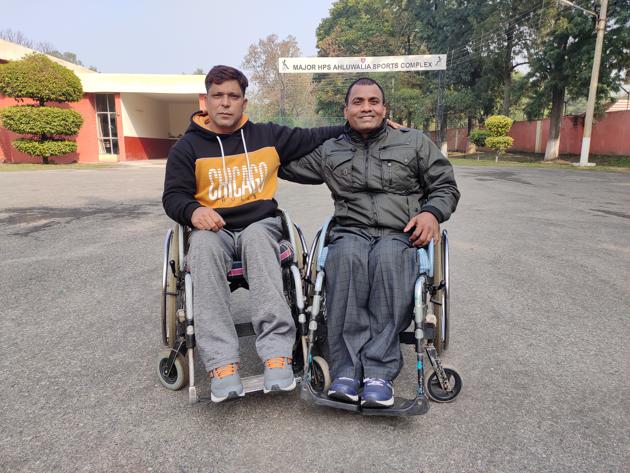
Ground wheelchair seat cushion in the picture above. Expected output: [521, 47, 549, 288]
[227, 240, 294, 281]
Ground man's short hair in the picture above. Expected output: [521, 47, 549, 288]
[205, 65, 249, 94]
[344, 77, 385, 105]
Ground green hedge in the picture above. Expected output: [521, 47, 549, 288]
[0, 53, 83, 105]
[0, 106, 83, 136]
[469, 129, 491, 147]
[13, 139, 77, 158]
[485, 115, 514, 137]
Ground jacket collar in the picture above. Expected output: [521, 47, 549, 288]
[344, 119, 388, 145]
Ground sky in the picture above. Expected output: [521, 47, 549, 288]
[2, 0, 336, 74]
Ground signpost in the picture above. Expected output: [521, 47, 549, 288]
[278, 55, 447, 74]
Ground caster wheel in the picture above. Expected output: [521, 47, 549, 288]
[424, 366, 462, 403]
[157, 350, 189, 391]
[310, 356, 331, 393]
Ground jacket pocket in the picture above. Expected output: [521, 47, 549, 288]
[326, 151, 354, 189]
[379, 150, 418, 193]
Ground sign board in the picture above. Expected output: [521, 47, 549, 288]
[279, 55, 447, 74]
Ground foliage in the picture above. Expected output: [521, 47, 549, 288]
[485, 115, 514, 137]
[0, 106, 83, 136]
[485, 136, 514, 153]
[242, 34, 318, 123]
[0, 53, 83, 105]
[469, 129, 490, 147]
[13, 139, 77, 158]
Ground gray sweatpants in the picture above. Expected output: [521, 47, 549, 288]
[324, 226, 418, 380]
[187, 216, 296, 373]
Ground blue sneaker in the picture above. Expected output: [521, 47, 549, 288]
[327, 377, 360, 403]
[361, 378, 394, 407]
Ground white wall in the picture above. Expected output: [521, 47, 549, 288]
[120, 93, 170, 138]
[168, 102, 197, 138]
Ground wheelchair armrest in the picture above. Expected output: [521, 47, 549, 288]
[316, 216, 335, 271]
[276, 208, 307, 267]
[417, 240, 434, 277]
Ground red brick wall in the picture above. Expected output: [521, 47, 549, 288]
[431, 111, 630, 156]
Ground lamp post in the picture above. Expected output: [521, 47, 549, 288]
[559, 0, 608, 167]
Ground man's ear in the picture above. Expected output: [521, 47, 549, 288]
[343, 105, 348, 120]
[242, 97, 248, 111]
[202, 94, 208, 112]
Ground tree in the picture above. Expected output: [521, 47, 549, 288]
[526, 0, 630, 160]
[0, 54, 84, 164]
[242, 34, 318, 125]
[314, 0, 431, 124]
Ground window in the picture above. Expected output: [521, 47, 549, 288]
[95, 94, 119, 155]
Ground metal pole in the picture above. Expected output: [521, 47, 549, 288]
[577, 0, 608, 167]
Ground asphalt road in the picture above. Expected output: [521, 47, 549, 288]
[1, 162, 628, 473]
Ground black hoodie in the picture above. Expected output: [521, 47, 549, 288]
[162, 111, 343, 231]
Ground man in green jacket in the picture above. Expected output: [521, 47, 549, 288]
[280, 77, 460, 407]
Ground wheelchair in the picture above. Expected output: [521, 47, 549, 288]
[157, 209, 309, 404]
[299, 217, 462, 416]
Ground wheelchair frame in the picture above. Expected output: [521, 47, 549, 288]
[158, 209, 309, 404]
[299, 217, 462, 416]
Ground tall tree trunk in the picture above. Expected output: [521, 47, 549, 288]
[544, 85, 565, 161]
[502, 30, 514, 115]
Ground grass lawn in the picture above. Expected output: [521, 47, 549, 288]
[449, 151, 630, 173]
[0, 163, 117, 172]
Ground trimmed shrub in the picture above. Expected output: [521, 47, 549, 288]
[0, 106, 83, 136]
[469, 129, 490, 147]
[486, 136, 514, 160]
[484, 115, 514, 162]
[485, 115, 513, 137]
[0, 53, 84, 164]
[0, 53, 82, 105]
[13, 139, 77, 158]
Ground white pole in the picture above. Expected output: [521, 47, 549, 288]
[577, 0, 608, 167]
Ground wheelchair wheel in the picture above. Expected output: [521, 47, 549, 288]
[424, 366, 462, 403]
[157, 350, 189, 391]
[162, 227, 179, 348]
[310, 356, 331, 393]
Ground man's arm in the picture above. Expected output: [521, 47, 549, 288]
[278, 145, 325, 184]
[271, 124, 342, 164]
[405, 132, 460, 247]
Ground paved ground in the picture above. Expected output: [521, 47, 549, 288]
[0, 162, 628, 473]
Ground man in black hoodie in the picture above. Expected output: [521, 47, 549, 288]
[162, 65, 343, 402]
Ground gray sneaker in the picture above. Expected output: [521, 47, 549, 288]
[263, 357, 296, 393]
[209, 363, 244, 403]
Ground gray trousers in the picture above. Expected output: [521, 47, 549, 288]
[324, 226, 418, 380]
[187, 216, 296, 372]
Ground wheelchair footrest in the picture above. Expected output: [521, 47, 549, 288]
[300, 383, 429, 416]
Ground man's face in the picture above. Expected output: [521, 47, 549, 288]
[204, 79, 248, 133]
[343, 84, 386, 137]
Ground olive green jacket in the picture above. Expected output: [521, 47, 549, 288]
[279, 122, 460, 232]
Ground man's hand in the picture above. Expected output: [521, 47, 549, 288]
[191, 207, 225, 232]
[404, 212, 440, 247]
[386, 118, 403, 129]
